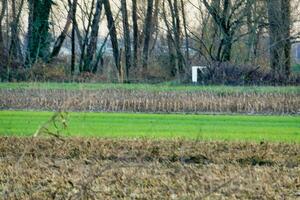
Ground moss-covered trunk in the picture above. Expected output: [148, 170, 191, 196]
[26, 0, 53, 67]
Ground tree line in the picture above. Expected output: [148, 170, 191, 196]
[0, 0, 299, 84]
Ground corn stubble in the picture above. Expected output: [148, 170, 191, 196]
[0, 137, 299, 199]
[0, 88, 299, 114]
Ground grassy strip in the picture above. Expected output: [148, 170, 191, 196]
[0, 82, 299, 94]
[0, 111, 299, 142]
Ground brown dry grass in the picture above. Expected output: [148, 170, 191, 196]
[1, 88, 299, 114]
[0, 137, 299, 199]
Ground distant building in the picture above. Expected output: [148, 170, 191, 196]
[296, 43, 300, 62]
[293, 43, 300, 64]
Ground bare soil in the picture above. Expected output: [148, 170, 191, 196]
[1, 137, 299, 199]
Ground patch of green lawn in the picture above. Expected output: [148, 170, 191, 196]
[292, 64, 300, 73]
[0, 111, 299, 142]
[0, 82, 299, 94]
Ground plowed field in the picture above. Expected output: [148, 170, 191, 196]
[1, 138, 299, 199]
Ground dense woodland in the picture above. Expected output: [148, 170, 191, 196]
[0, 0, 300, 84]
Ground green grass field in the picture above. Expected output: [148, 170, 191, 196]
[0, 82, 299, 94]
[0, 111, 299, 142]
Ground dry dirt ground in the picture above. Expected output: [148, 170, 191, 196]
[0, 137, 299, 199]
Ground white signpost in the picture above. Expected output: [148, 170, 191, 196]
[192, 66, 207, 83]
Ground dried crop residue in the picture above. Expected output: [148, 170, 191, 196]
[0, 138, 299, 199]
[0, 88, 299, 114]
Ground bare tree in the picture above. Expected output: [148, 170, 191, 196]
[84, 0, 103, 72]
[171, 0, 184, 77]
[162, 0, 176, 76]
[149, 0, 160, 55]
[132, 0, 139, 69]
[245, 0, 266, 63]
[9, 0, 24, 61]
[51, 0, 77, 60]
[71, 0, 78, 74]
[281, 0, 291, 78]
[103, 0, 121, 80]
[142, 0, 154, 74]
[267, 0, 291, 80]
[202, 0, 252, 62]
[78, 0, 95, 72]
[181, 0, 190, 67]
[121, 0, 131, 82]
[162, 0, 185, 79]
[0, 0, 7, 52]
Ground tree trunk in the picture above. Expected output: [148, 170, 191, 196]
[26, 0, 34, 67]
[222, 35, 232, 61]
[84, 0, 103, 72]
[208, 0, 220, 60]
[121, 0, 131, 82]
[172, 0, 184, 76]
[162, 0, 176, 77]
[6, 0, 24, 81]
[166, 0, 184, 79]
[267, 0, 281, 78]
[203, 0, 233, 62]
[78, 0, 95, 72]
[142, 0, 154, 74]
[51, 0, 77, 60]
[180, 0, 190, 67]
[267, 0, 290, 81]
[132, 0, 138, 69]
[103, 0, 121, 80]
[149, 0, 159, 55]
[281, 0, 291, 78]
[0, 0, 7, 51]
[26, 0, 53, 66]
[9, 0, 24, 61]
[71, 0, 77, 74]
[245, 0, 253, 62]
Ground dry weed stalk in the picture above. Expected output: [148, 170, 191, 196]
[34, 111, 69, 139]
[2, 111, 69, 199]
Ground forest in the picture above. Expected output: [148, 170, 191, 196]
[0, 0, 300, 84]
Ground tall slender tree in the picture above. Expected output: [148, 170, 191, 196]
[281, 0, 291, 78]
[142, 0, 154, 74]
[103, 0, 121, 80]
[71, 0, 78, 74]
[84, 0, 103, 72]
[267, 0, 291, 80]
[9, 0, 24, 61]
[171, 0, 184, 76]
[121, 0, 131, 82]
[181, 0, 190, 67]
[51, 0, 77, 60]
[0, 0, 7, 52]
[132, 0, 139, 69]
[78, 0, 95, 72]
[162, 0, 176, 76]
